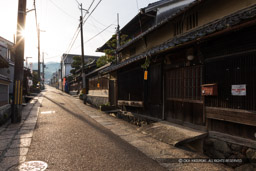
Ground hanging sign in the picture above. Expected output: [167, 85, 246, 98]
[63, 78, 66, 86]
[144, 70, 148, 80]
[231, 84, 246, 96]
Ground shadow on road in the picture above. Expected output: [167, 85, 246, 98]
[42, 95, 133, 148]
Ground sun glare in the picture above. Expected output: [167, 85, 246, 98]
[21, 29, 27, 38]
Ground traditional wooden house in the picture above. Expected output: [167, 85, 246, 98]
[61, 54, 99, 80]
[85, 63, 111, 107]
[69, 60, 97, 94]
[99, 0, 256, 158]
[50, 72, 59, 89]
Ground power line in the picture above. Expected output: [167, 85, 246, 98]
[91, 16, 107, 27]
[85, 24, 114, 44]
[72, 22, 115, 51]
[62, 0, 103, 61]
[83, 0, 103, 25]
[49, 0, 77, 19]
[62, 27, 80, 60]
[90, 17, 115, 34]
[63, 0, 97, 55]
[87, 0, 96, 11]
[75, 0, 80, 5]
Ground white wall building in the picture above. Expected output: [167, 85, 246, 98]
[61, 54, 99, 79]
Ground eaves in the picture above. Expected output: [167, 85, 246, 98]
[117, 0, 204, 53]
[100, 4, 256, 75]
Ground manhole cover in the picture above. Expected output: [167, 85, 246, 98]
[18, 161, 48, 171]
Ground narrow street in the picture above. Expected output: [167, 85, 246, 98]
[1, 0, 256, 171]
[0, 86, 233, 170]
[25, 86, 166, 171]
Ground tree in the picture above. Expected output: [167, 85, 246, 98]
[96, 56, 107, 68]
[32, 72, 39, 87]
[96, 34, 130, 68]
[70, 56, 82, 75]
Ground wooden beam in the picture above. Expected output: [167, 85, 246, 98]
[167, 98, 203, 104]
[206, 107, 256, 127]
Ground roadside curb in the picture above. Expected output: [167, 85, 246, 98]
[0, 93, 42, 170]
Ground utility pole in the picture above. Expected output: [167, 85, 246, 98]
[12, 0, 27, 123]
[33, 0, 40, 90]
[116, 13, 120, 63]
[37, 24, 41, 89]
[60, 61, 63, 91]
[42, 52, 45, 89]
[79, 3, 86, 103]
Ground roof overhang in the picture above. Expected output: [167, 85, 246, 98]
[117, 0, 203, 53]
[86, 63, 111, 77]
[100, 4, 256, 74]
[144, 0, 186, 13]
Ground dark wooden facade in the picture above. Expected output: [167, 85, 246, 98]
[116, 21, 256, 141]
[99, 1, 256, 143]
[88, 75, 109, 90]
[146, 62, 163, 119]
[117, 63, 144, 109]
[117, 60, 163, 118]
[200, 25, 256, 140]
[165, 65, 204, 126]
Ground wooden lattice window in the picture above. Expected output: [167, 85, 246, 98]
[166, 65, 202, 101]
[174, 21, 184, 36]
[186, 12, 198, 30]
[88, 76, 108, 90]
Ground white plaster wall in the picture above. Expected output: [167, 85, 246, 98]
[88, 89, 109, 97]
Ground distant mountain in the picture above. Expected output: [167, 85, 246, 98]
[32, 62, 60, 81]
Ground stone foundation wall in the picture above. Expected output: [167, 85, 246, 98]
[204, 138, 256, 170]
[86, 95, 108, 107]
[0, 104, 11, 126]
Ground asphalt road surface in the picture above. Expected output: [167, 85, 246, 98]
[26, 86, 166, 171]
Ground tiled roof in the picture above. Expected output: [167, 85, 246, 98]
[86, 63, 111, 77]
[117, 0, 202, 52]
[100, 4, 256, 74]
[145, 0, 186, 12]
[62, 54, 100, 64]
[97, 0, 193, 53]
[75, 59, 97, 74]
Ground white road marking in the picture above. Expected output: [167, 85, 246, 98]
[41, 111, 55, 114]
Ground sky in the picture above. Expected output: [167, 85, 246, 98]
[0, 0, 157, 63]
